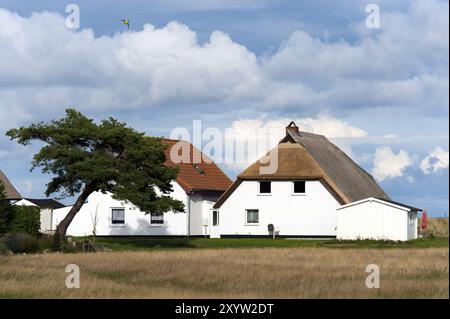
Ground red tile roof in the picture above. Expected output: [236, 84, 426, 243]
[161, 139, 232, 193]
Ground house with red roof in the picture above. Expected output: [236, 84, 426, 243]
[52, 139, 232, 237]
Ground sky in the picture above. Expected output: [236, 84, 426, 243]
[0, 0, 448, 216]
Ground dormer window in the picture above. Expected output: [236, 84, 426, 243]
[192, 164, 205, 175]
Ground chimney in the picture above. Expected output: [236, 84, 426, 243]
[286, 121, 300, 136]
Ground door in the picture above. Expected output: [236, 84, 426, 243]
[209, 210, 221, 238]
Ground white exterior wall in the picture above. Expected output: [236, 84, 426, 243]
[407, 212, 418, 240]
[39, 208, 53, 233]
[188, 193, 205, 236]
[51, 182, 222, 237]
[52, 182, 194, 237]
[217, 180, 340, 237]
[187, 194, 218, 237]
[337, 200, 412, 241]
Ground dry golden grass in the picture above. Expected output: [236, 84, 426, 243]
[0, 247, 448, 298]
[420, 217, 449, 238]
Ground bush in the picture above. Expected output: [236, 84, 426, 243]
[4, 233, 39, 253]
[61, 243, 82, 253]
[37, 236, 53, 251]
[10, 206, 40, 237]
[0, 239, 10, 255]
[0, 182, 15, 234]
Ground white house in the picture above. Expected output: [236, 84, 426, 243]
[212, 122, 420, 240]
[13, 198, 66, 234]
[52, 139, 232, 237]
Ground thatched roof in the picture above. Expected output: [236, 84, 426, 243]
[214, 122, 389, 208]
[238, 143, 324, 180]
[282, 128, 390, 203]
[0, 169, 21, 199]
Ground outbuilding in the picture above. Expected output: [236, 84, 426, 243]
[337, 197, 421, 241]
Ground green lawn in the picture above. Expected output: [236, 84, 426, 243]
[76, 236, 449, 251]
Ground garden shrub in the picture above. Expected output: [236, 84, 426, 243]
[10, 206, 41, 237]
[4, 233, 39, 253]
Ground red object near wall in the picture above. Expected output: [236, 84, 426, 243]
[421, 211, 428, 230]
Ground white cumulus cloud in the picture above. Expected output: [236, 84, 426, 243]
[372, 146, 413, 181]
[221, 115, 367, 171]
[420, 147, 449, 174]
[0, 0, 448, 132]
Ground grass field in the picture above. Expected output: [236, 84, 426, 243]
[0, 246, 448, 298]
[82, 236, 449, 251]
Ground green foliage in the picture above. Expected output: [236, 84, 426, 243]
[0, 240, 9, 255]
[9, 206, 40, 237]
[0, 183, 40, 236]
[7, 109, 185, 215]
[60, 242, 82, 253]
[3, 233, 39, 254]
[73, 236, 449, 251]
[0, 182, 15, 235]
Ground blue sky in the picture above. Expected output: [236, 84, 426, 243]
[0, 0, 448, 216]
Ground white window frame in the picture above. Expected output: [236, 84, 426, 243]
[292, 180, 306, 196]
[110, 207, 125, 227]
[149, 213, 164, 226]
[257, 181, 272, 196]
[245, 209, 259, 225]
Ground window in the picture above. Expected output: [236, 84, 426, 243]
[259, 181, 271, 194]
[192, 163, 205, 175]
[409, 212, 416, 225]
[212, 210, 219, 226]
[150, 213, 164, 225]
[293, 181, 306, 194]
[111, 208, 125, 224]
[246, 209, 259, 224]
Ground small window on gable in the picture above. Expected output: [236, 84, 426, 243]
[111, 208, 125, 224]
[259, 181, 271, 194]
[150, 213, 164, 225]
[293, 181, 306, 194]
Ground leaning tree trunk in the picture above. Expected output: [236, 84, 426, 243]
[53, 184, 95, 251]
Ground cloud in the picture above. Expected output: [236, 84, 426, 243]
[0, 0, 448, 133]
[420, 147, 449, 174]
[219, 115, 367, 171]
[372, 146, 413, 181]
[148, 0, 271, 12]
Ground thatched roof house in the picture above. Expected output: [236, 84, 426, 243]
[214, 121, 389, 208]
[0, 169, 21, 200]
[210, 122, 418, 241]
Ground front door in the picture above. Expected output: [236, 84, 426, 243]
[209, 210, 221, 238]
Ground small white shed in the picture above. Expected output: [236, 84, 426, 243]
[337, 197, 421, 241]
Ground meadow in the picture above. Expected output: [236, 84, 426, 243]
[0, 245, 448, 298]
